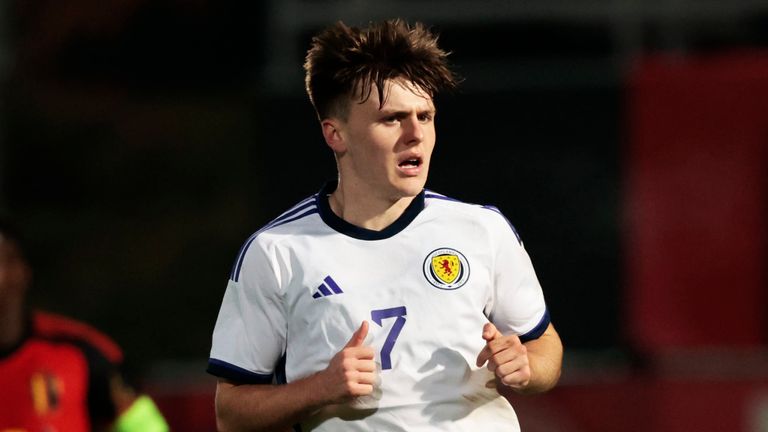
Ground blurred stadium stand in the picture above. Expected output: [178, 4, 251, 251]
[1, 1, 767, 430]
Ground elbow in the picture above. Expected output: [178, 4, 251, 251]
[216, 419, 238, 432]
[215, 404, 233, 432]
[214, 388, 240, 432]
[215, 405, 246, 432]
[215, 418, 229, 432]
[540, 363, 562, 393]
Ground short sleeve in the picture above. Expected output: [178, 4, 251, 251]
[484, 213, 550, 343]
[207, 239, 287, 384]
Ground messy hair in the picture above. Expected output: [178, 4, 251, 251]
[304, 19, 459, 120]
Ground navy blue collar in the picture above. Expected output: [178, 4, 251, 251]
[316, 181, 425, 240]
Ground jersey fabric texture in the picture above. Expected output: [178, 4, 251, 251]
[208, 182, 550, 432]
[0, 311, 123, 432]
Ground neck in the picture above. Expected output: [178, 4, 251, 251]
[0, 298, 26, 350]
[329, 182, 415, 231]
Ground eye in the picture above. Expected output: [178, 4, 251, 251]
[418, 112, 434, 123]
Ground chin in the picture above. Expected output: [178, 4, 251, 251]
[394, 179, 427, 198]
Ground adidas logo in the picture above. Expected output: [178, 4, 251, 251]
[312, 276, 344, 299]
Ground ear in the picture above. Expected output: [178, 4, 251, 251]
[321, 119, 346, 153]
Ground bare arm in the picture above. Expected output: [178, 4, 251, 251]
[215, 321, 376, 432]
[512, 323, 562, 394]
[215, 375, 328, 432]
[476, 323, 563, 396]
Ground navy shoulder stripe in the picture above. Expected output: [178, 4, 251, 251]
[482, 205, 522, 245]
[229, 194, 318, 281]
[426, 191, 523, 246]
[424, 190, 463, 203]
[207, 358, 273, 384]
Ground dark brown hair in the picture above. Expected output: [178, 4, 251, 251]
[304, 19, 458, 120]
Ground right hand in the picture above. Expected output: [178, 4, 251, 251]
[320, 321, 377, 404]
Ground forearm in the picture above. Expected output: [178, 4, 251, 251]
[216, 323, 375, 431]
[521, 323, 562, 394]
[215, 373, 332, 432]
[498, 323, 563, 397]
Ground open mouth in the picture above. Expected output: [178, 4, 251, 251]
[398, 157, 422, 168]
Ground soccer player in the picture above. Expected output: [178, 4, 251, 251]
[0, 218, 168, 432]
[208, 19, 563, 431]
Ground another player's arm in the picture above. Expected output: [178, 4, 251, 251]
[476, 322, 563, 396]
[215, 321, 376, 432]
[75, 336, 168, 432]
[109, 378, 168, 432]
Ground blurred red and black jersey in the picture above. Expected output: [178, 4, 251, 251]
[0, 311, 123, 432]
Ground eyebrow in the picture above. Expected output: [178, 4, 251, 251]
[379, 107, 437, 117]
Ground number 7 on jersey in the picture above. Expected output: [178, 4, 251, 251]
[370, 306, 406, 370]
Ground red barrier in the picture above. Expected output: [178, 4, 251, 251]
[510, 352, 768, 432]
[625, 52, 768, 351]
[148, 355, 768, 432]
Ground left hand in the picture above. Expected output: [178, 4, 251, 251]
[475, 322, 531, 389]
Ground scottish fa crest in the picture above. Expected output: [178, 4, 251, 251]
[423, 247, 470, 290]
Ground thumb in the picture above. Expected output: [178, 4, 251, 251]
[476, 322, 503, 367]
[482, 322, 502, 342]
[345, 320, 369, 348]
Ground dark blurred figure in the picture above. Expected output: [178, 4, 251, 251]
[0, 218, 168, 432]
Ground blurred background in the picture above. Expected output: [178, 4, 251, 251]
[0, 1, 766, 430]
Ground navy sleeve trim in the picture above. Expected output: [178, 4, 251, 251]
[206, 358, 274, 384]
[518, 309, 551, 343]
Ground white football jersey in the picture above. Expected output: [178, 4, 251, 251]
[208, 182, 550, 431]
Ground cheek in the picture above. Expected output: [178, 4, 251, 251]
[365, 138, 396, 162]
[423, 125, 436, 145]
[423, 135, 436, 159]
[351, 146, 389, 173]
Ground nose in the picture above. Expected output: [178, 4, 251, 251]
[403, 115, 424, 144]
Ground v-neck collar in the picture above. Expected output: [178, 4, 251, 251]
[316, 181, 425, 240]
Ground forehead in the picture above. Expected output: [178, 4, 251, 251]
[354, 79, 434, 112]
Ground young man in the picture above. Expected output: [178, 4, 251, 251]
[208, 19, 563, 431]
[0, 219, 168, 432]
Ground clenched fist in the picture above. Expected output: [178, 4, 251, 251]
[320, 321, 377, 404]
[475, 322, 531, 389]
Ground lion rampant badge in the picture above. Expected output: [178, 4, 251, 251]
[423, 248, 470, 290]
